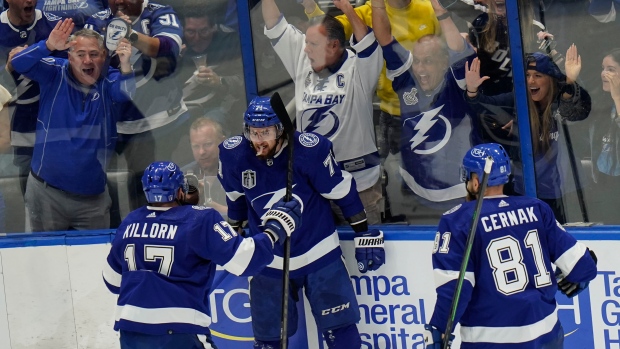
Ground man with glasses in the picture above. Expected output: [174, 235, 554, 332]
[218, 96, 385, 349]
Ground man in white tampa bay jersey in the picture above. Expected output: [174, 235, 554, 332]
[218, 96, 385, 349]
[262, 0, 383, 224]
[424, 143, 598, 349]
[103, 161, 300, 349]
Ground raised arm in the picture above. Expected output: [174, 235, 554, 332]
[371, 0, 392, 46]
[430, 0, 464, 52]
[333, 0, 367, 42]
[262, 0, 282, 30]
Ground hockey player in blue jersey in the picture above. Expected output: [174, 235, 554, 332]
[103, 161, 301, 349]
[218, 96, 386, 349]
[424, 143, 598, 349]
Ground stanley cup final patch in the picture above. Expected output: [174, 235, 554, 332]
[242, 170, 256, 189]
[403, 87, 418, 106]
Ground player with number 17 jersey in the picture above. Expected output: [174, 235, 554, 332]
[264, 18, 382, 192]
[103, 198, 276, 335]
[218, 131, 364, 278]
[430, 195, 597, 348]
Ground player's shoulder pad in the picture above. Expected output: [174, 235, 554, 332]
[293, 131, 333, 158]
[221, 135, 245, 150]
[92, 8, 112, 21]
[43, 11, 62, 22]
[442, 203, 463, 216]
[147, 2, 173, 14]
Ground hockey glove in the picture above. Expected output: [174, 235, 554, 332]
[555, 268, 588, 298]
[262, 198, 302, 245]
[424, 324, 454, 349]
[354, 229, 385, 273]
[555, 249, 597, 298]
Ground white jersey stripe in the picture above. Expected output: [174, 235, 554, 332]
[555, 241, 587, 276]
[268, 231, 339, 270]
[322, 171, 354, 200]
[433, 268, 476, 288]
[460, 307, 558, 344]
[114, 304, 212, 328]
[102, 262, 122, 288]
[221, 238, 256, 276]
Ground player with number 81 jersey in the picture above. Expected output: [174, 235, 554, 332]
[429, 195, 597, 348]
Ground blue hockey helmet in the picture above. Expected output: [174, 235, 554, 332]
[461, 143, 511, 186]
[141, 161, 187, 203]
[243, 96, 284, 141]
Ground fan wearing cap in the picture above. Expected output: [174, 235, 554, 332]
[464, 45, 591, 223]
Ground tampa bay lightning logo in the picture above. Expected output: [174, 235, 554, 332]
[110, 30, 123, 40]
[223, 136, 243, 149]
[406, 105, 451, 155]
[299, 133, 319, 147]
[44, 12, 62, 22]
[300, 105, 340, 138]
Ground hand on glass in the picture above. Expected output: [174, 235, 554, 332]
[465, 57, 490, 93]
[564, 43, 581, 84]
[46, 18, 75, 51]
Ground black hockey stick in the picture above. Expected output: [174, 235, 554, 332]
[269, 92, 295, 349]
[443, 156, 493, 349]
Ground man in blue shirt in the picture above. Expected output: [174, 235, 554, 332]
[11, 18, 136, 231]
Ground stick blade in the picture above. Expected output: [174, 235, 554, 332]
[270, 92, 294, 134]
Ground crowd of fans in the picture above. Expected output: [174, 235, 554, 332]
[0, 0, 619, 233]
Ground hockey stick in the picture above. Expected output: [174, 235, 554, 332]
[269, 92, 295, 349]
[443, 156, 494, 349]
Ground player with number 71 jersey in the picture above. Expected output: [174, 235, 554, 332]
[429, 195, 597, 348]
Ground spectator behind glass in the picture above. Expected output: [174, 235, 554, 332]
[0, 84, 11, 235]
[588, 49, 620, 224]
[35, 0, 108, 28]
[86, 0, 189, 210]
[372, 0, 480, 217]
[1, 0, 61, 197]
[174, 3, 245, 135]
[300, 0, 439, 160]
[262, 0, 384, 225]
[181, 117, 227, 218]
[11, 20, 135, 232]
[465, 47, 591, 223]
[468, 0, 557, 152]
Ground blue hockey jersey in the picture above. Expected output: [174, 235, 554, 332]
[11, 40, 135, 195]
[103, 205, 276, 335]
[36, 0, 108, 28]
[0, 9, 60, 151]
[429, 195, 597, 348]
[86, 1, 186, 135]
[384, 38, 480, 202]
[218, 132, 364, 278]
